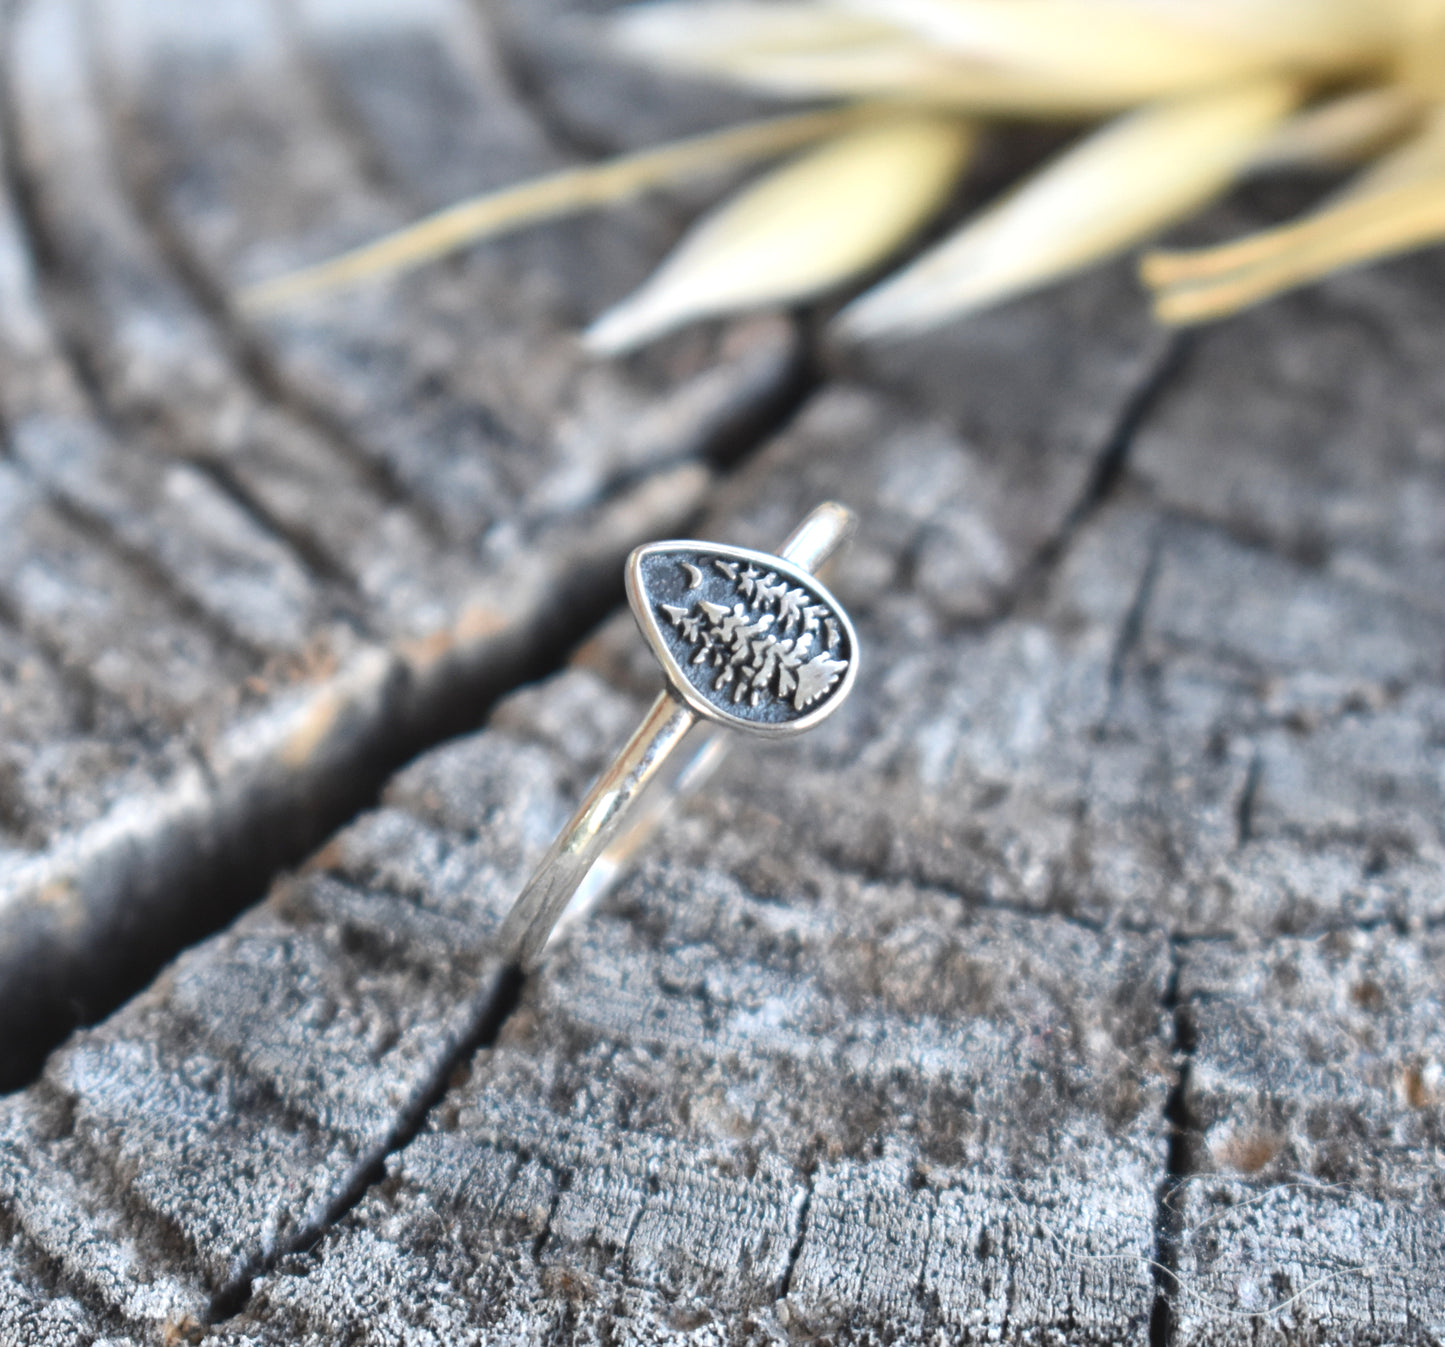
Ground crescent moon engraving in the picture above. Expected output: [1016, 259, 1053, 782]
[680, 562, 704, 588]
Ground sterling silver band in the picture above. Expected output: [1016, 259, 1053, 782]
[498, 501, 858, 968]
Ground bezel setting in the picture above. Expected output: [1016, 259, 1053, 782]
[626, 539, 859, 737]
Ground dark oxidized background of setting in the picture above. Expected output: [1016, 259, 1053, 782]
[635, 545, 854, 728]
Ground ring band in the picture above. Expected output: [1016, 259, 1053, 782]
[498, 502, 859, 968]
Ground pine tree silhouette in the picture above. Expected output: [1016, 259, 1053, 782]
[661, 562, 847, 712]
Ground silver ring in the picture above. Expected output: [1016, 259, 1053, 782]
[498, 502, 860, 968]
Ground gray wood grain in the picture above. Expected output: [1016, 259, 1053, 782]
[0, 0, 798, 1083]
[1172, 929, 1445, 1344]
[1, 0, 1444, 1342]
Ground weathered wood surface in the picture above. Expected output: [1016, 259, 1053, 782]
[0, 0, 800, 1084]
[3, 0, 1445, 1343]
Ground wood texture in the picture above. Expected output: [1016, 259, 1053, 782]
[1, 0, 1444, 1343]
[0, 0, 800, 1083]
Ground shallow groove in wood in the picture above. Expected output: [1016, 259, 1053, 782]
[0, 0, 817, 1088]
[0, 69, 366, 606]
[109, 94, 453, 549]
[34, 482, 271, 666]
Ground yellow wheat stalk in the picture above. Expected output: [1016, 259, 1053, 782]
[242, 0, 1445, 351]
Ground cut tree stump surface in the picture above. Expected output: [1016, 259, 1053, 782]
[2, 0, 1445, 1343]
[0, 0, 799, 1083]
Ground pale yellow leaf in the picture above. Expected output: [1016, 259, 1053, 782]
[1144, 107, 1445, 291]
[836, 76, 1298, 340]
[670, 41, 1208, 114]
[1343, 103, 1445, 195]
[608, 0, 1212, 113]
[1146, 177, 1445, 324]
[584, 112, 974, 354]
[611, 0, 1365, 115]
[238, 107, 865, 313]
[1392, 0, 1445, 99]
[1249, 87, 1424, 172]
[1129, 0, 1405, 68]
[1144, 107, 1445, 320]
[619, 0, 1396, 89]
[608, 0, 901, 67]
[1396, 0, 1445, 24]
[841, 0, 1302, 96]
[611, 3, 1042, 110]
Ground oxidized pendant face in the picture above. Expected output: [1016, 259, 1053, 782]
[627, 540, 858, 735]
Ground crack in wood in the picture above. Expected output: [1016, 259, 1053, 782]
[1104, 526, 1165, 724]
[776, 1165, 813, 1304]
[1012, 334, 1193, 620]
[1149, 942, 1193, 1347]
[208, 962, 527, 1327]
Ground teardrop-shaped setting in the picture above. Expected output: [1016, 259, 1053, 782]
[626, 540, 858, 735]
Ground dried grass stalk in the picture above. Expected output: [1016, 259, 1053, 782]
[240, 107, 868, 313]
[585, 112, 974, 353]
[841, 77, 1298, 337]
[243, 0, 1445, 346]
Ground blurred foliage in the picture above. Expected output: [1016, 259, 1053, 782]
[245, 0, 1445, 349]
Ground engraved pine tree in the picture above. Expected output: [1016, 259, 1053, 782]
[660, 559, 848, 712]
